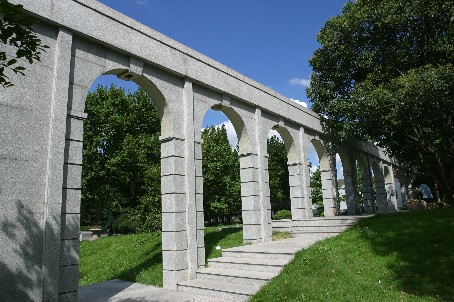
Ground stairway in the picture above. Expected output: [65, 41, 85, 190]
[177, 215, 370, 301]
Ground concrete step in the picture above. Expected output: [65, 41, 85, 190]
[197, 267, 276, 286]
[208, 257, 287, 273]
[222, 247, 294, 261]
[178, 279, 259, 302]
[292, 225, 352, 232]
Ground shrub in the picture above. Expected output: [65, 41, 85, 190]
[274, 209, 292, 220]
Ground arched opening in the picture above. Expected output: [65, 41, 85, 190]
[310, 139, 338, 217]
[266, 127, 292, 220]
[78, 72, 169, 287]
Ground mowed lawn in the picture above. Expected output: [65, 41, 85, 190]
[79, 225, 243, 286]
[80, 208, 454, 302]
[251, 207, 454, 302]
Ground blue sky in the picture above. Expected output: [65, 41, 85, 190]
[91, 0, 349, 176]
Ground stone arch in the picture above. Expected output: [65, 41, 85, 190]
[310, 138, 338, 216]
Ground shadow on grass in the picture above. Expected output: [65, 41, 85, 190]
[359, 208, 454, 301]
[114, 241, 163, 284]
[204, 226, 242, 259]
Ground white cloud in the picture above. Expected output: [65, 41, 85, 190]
[268, 129, 282, 141]
[290, 77, 311, 87]
[290, 98, 308, 108]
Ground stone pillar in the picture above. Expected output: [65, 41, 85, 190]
[182, 80, 198, 280]
[44, 28, 78, 301]
[299, 127, 313, 219]
[384, 165, 398, 212]
[360, 158, 375, 214]
[394, 178, 404, 208]
[342, 150, 360, 215]
[161, 136, 189, 289]
[239, 152, 262, 243]
[374, 162, 387, 213]
[255, 108, 272, 242]
[288, 162, 305, 221]
[194, 139, 205, 269]
[321, 154, 338, 217]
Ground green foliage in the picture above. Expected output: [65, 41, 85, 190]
[273, 209, 292, 220]
[307, 0, 454, 203]
[268, 136, 291, 213]
[202, 125, 241, 224]
[82, 86, 161, 233]
[0, 0, 49, 88]
[252, 208, 454, 302]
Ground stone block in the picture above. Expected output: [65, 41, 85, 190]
[62, 189, 81, 214]
[197, 247, 206, 268]
[162, 250, 188, 271]
[194, 143, 203, 160]
[61, 214, 80, 240]
[63, 164, 82, 189]
[65, 116, 84, 142]
[162, 231, 188, 250]
[240, 167, 258, 182]
[58, 265, 79, 294]
[161, 175, 185, 194]
[195, 194, 204, 212]
[242, 224, 261, 242]
[196, 211, 204, 229]
[195, 159, 203, 176]
[161, 139, 184, 159]
[162, 212, 186, 232]
[241, 196, 261, 211]
[238, 153, 257, 169]
[196, 229, 205, 247]
[241, 181, 259, 197]
[64, 139, 83, 165]
[58, 290, 78, 302]
[163, 269, 188, 290]
[242, 210, 261, 224]
[288, 174, 300, 187]
[162, 193, 186, 213]
[60, 239, 79, 266]
[195, 176, 203, 195]
[161, 156, 185, 176]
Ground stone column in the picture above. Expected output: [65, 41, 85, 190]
[161, 136, 189, 289]
[194, 138, 205, 269]
[321, 154, 338, 217]
[374, 162, 387, 213]
[385, 165, 398, 212]
[182, 79, 198, 280]
[288, 162, 305, 221]
[255, 108, 272, 242]
[239, 152, 262, 243]
[342, 150, 360, 215]
[299, 127, 313, 219]
[43, 28, 78, 301]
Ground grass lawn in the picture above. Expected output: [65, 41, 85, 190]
[251, 207, 454, 302]
[79, 225, 244, 286]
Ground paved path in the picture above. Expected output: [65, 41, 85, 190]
[79, 279, 232, 302]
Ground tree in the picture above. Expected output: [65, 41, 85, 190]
[202, 125, 241, 224]
[307, 0, 454, 203]
[309, 162, 323, 207]
[0, 0, 48, 88]
[267, 135, 291, 214]
[82, 86, 161, 233]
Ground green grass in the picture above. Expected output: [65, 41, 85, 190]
[251, 208, 454, 302]
[79, 225, 244, 286]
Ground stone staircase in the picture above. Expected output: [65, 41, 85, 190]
[177, 215, 370, 301]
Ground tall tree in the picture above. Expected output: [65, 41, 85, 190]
[267, 136, 291, 213]
[309, 163, 323, 208]
[307, 0, 454, 203]
[0, 0, 48, 88]
[82, 86, 161, 232]
[202, 125, 241, 224]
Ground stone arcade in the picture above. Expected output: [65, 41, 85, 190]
[0, 0, 408, 300]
